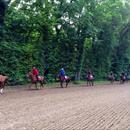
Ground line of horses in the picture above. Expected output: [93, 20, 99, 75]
[87, 72, 127, 86]
[27, 72, 71, 89]
[107, 73, 127, 84]
[0, 72, 128, 95]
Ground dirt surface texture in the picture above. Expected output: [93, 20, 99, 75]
[1, 83, 130, 130]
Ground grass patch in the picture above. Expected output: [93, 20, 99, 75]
[95, 80, 109, 84]
[73, 80, 109, 85]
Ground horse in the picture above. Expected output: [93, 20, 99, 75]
[27, 72, 45, 89]
[108, 73, 115, 84]
[120, 73, 126, 84]
[58, 75, 71, 88]
[0, 75, 8, 94]
[87, 73, 94, 86]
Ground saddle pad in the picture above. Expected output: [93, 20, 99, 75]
[38, 76, 43, 81]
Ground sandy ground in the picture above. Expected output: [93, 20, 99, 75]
[0, 82, 130, 130]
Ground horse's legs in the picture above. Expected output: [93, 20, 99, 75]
[87, 81, 90, 86]
[40, 81, 44, 88]
[41, 81, 44, 87]
[35, 82, 38, 89]
[29, 83, 32, 89]
[87, 81, 89, 86]
[112, 80, 114, 84]
[60, 81, 63, 88]
[0, 83, 4, 94]
[92, 81, 94, 86]
[120, 79, 123, 84]
[0, 88, 3, 94]
[89, 81, 91, 86]
[90, 80, 93, 86]
[65, 81, 67, 87]
[111, 79, 113, 84]
[87, 80, 89, 86]
[39, 82, 41, 89]
[112, 79, 114, 84]
[90, 81, 92, 86]
[66, 80, 69, 88]
[112, 78, 114, 83]
[123, 80, 125, 84]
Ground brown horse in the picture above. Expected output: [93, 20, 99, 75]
[87, 73, 94, 86]
[27, 72, 45, 89]
[0, 75, 8, 94]
[58, 75, 71, 88]
[108, 73, 115, 84]
[120, 73, 126, 84]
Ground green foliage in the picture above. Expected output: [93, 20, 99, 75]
[1, 0, 130, 85]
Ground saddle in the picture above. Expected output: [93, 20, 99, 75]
[122, 76, 126, 80]
[108, 75, 114, 80]
[65, 76, 69, 80]
[32, 75, 44, 82]
[38, 76, 44, 81]
[59, 75, 69, 81]
[87, 74, 94, 80]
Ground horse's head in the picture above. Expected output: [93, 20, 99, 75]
[27, 72, 33, 77]
[57, 74, 60, 78]
[0, 75, 8, 80]
[0, 75, 8, 86]
[27, 72, 36, 81]
[56, 74, 60, 80]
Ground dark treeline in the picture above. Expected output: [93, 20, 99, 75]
[1, 0, 130, 84]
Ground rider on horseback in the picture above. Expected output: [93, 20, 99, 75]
[109, 71, 114, 78]
[87, 71, 94, 80]
[59, 68, 66, 81]
[86, 70, 94, 86]
[108, 71, 115, 83]
[58, 68, 70, 88]
[32, 67, 39, 81]
[120, 72, 126, 81]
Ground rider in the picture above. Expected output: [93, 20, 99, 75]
[44, 68, 49, 77]
[110, 71, 113, 75]
[32, 67, 39, 81]
[59, 68, 66, 80]
[110, 71, 114, 77]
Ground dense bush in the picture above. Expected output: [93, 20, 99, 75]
[1, 0, 130, 85]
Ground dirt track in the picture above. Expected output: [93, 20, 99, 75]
[1, 83, 130, 130]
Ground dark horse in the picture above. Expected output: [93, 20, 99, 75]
[87, 72, 94, 86]
[58, 75, 71, 88]
[0, 75, 8, 94]
[108, 72, 115, 84]
[28, 72, 45, 89]
[120, 73, 126, 84]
